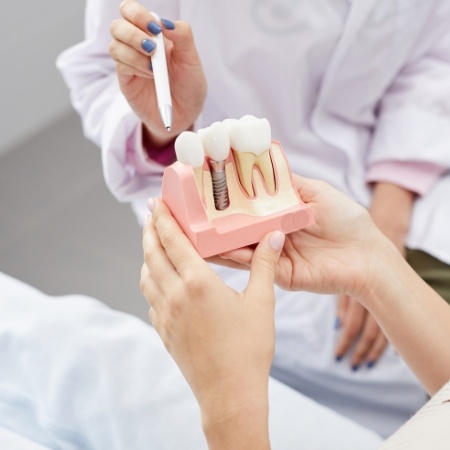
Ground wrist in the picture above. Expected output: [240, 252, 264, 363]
[202, 394, 270, 450]
[355, 232, 405, 310]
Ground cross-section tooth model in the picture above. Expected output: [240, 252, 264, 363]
[227, 115, 275, 198]
[161, 115, 314, 257]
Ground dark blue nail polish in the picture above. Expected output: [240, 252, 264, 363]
[161, 18, 175, 30]
[335, 355, 343, 362]
[367, 361, 376, 369]
[149, 62, 153, 72]
[147, 21, 162, 34]
[334, 318, 341, 330]
[142, 39, 156, 53]
[352, 365, 359, 371]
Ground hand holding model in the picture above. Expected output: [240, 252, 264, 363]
[141, 176, 450, 448]
[141, 199, 284, 450]
[109, 0, 206, 147]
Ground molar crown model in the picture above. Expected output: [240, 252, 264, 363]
[162, 115, 314, 257]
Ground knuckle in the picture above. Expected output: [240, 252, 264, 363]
[109, 19, 120, 36]
[119, 0, 132, 17]
[108, 40, 118, 57]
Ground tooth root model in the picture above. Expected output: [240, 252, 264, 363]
[174, 131, 205, 197]
[199, 122, 231, 210]
[227, 115, 276, 198]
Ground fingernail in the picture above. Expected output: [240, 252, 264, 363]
[352, 365, 359, 371]
[142, 39, 156, 53]
[149, 62, 153, 72]
[367, 361, 376, 369]
[334, 318, 341, 330]
[335, 355, 343, 362]
[144, 213, 151, 225]
[161, 18, 175, 30]
[269, 230, 285, 252]
[147, 198, 156, 212]
[147, 21, 162, 34]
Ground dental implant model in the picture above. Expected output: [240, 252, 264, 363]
[161, 115, 314, 257]
[198, 122, 231, 211]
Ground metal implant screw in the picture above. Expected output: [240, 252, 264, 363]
[208, 159, 229, 210]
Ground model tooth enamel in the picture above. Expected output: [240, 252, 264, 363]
[228, 115, 275, 197]
[199, 122, 230, 162]
[199, 122, 230, 210]
[174, 131, 205, 196]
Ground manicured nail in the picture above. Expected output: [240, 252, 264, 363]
[334, 318, 341, 330]
[335, 355, 343, 362]
[367, 361, 376, 369]
[147, 21, 162, 34]
[269, 230, 285, 252]
[147, 198, 156, 212]
[352, 365, 359, 371]
[142, 39, 156, 53]
[161, 18, 175, 30]
[149, 62, 153, 72]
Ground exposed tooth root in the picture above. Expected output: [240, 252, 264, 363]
[232, 150, 256, 198]
[232, 149, 276, 197]
[255, 150, 276, 194]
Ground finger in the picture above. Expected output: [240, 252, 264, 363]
[140, 262, 165, 312]
[109, 39, 154, 75]
[142, 211, 181, 294]
[350, 315, 380, 369]
[151, 199, 209, 278]
[336, 294, 349, 329]
[365, 332, 389, 368]
[219, 247, 254, 267]
[246, 231, 285, 302]
[206, 254, 252, 271]
[335, 298, 366, 360]
[119, 0, 163, 36]
[110, 19, 158, 58]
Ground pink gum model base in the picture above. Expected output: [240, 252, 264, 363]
[161, 141, 314, 258]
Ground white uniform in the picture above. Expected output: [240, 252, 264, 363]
[56, 0, 450, 438]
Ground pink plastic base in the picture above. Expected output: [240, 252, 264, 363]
[161, 143, 314, 258]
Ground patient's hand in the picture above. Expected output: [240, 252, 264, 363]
[141, 199, 283, 440]
[216, 176, 388, 301]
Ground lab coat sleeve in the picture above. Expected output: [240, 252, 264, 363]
[378, 381, 450, 450]
[367, 3, 450, 196]
[56, 0, 179, 203]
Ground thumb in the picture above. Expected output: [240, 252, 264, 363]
[247, 231, 285, 299]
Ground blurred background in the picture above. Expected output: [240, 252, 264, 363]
[0, 0, 147, 320]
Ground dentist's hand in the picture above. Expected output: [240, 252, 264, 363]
[109, 0, 207, 147]
[141, 199, 283, 447]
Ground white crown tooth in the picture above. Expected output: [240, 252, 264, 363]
[174, 131, 205, 168]
[200, 122, 230, 161]
[229, 115, 271, 155]
[230, 115, 275, 196]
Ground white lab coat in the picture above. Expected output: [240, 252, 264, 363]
[57, 0, 450, 438]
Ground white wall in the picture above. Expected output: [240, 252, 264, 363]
[0, 1, 85, 155]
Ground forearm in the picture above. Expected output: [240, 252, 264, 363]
[370, 182, 415, 251]
[360, 237, 450, 395]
